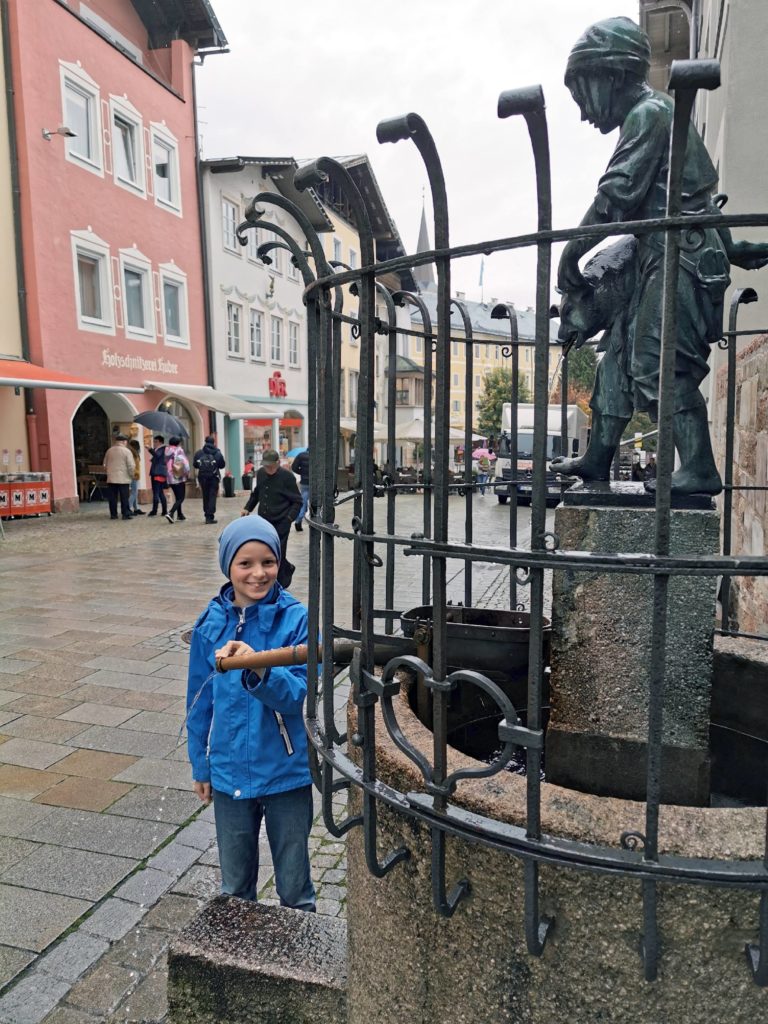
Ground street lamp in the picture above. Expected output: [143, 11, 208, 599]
[41, 125, 76, 141]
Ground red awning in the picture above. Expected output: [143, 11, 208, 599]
[0, 360, 143, 393]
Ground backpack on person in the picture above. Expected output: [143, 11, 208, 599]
[196, 452, 219, 479]
[171, 450, 189, 480]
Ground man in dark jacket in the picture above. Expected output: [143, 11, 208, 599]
[146, 435, 168, 517]
[193, 435, 226, 524]
[291, 448, 310, 532]
[241, 450, 302, 587]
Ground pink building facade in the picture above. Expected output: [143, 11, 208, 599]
[5, 0, 226, 509]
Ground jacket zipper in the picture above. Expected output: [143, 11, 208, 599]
[274, 711, 294, 755]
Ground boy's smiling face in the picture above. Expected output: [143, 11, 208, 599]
[229, 541, 279, 606]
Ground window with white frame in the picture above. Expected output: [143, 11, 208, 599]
[288, 321, 300, 367]
[222, 198, 239, 252]
[349, 370, 359, 415]
[71, 229, 113, 334]
[151, 124, 180, 212]
[415, 335, 422, 353]
[249, 309, 264, 360]
[474, 344, 480, 358]
[159, 263, 189, 347]
[110, 95, 144, 195]
[475, 375, 481, 389]
[227, 301, 243, 357]
[246, 224, 260, 262]
[349, 248, 358, 270]
[453, 399, 461, 412]
[271, 316, 283, 362]
[120, 248, 154, 341]
[61, 63, 102, 175]
[287, 250, 299, 279]
[333, 237, 342, 263]
[452, 341, 459, 356]
[452, 373, 459, 386]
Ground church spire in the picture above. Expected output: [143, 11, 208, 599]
[412, 199, 435, 290]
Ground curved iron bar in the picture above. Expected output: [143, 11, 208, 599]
[372, 280, 398, 636]
[720, 287, 759, 631]
[301, 210, 768, 298]
[498, 81, 553, 957]
[641, 59, 721, 984]
[297, 157, 409, 879]
[450, 298, 475, 607]
[392, 289, 434, 605]
[491, 303, 522, 607]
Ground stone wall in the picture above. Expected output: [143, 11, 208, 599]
[712, 332, 768, 634]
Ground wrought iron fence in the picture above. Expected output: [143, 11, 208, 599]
[236, 60, 768, 985]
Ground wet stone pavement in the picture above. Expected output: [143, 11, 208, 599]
[0, 489, 539, 1022]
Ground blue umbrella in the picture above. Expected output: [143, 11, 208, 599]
[134, 410, 189, 439]
[286, 446, 307, 459]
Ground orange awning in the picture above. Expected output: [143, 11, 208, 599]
[0, 359, 143, 393]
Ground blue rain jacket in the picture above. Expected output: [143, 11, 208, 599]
[186, 582, 311, 799]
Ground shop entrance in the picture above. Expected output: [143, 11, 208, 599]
[72, 398, 110, 499]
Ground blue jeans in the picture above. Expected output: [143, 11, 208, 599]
[476, 472, 488, 495]
[129, 478, 139, 512]
[295, 484, 310, 524]
[212, 785, 316, 910]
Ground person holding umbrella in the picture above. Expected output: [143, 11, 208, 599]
[472, 447, 495, 496]
[146, 435, 169, 517]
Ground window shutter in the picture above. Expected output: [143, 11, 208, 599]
[144, 128, 153, 197]
[111, 256, 123, 328]
[102, 100, 112, 175]
[153, 271, 163, 336]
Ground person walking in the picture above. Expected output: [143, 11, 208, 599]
[146, 435, 168, 517]
[186, 516, 315, 910]
[164, 436, 190, 523]
[291, 448, 310, 532]
[240, 450, 302, 588]
[193, 435, 226, 524]
[476, 453, 491, 496]
[103, 434, 134, 521]
[127, 440, 145, 515]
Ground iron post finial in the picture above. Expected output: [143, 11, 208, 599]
[668, 58, 721, 92]
[497, 84, 545, 119]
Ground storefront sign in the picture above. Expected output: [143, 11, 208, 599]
[268, 371, 287, 397]
[101, 349, 178, 375]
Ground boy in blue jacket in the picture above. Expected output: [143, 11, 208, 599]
[186, 516, 315, 911]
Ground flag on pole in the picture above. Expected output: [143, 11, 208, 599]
[478, 257, 485, 286]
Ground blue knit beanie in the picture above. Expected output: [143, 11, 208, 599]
[218, 516, 281, 577]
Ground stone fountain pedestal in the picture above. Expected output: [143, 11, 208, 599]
[546, 483, 720, 805]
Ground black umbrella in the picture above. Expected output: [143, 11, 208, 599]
[133, 410, 189, 439]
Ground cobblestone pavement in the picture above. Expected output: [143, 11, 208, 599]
[0, 490, 545, 1022]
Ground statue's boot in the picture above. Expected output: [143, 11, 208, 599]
[551, 413, 628, 481]
[645, 404, 722, 496]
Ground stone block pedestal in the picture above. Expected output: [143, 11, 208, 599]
[546, 495, 719, 805]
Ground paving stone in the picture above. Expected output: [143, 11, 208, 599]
[50, 750, 137, 780]
[80, 899, 146, 942]
[71, 671, 164, 695]
[147, 839, 201, 877]
[19, 809, 175, 860]
[149, 677, 185, 697]
[114, 868, 175, 907]
[0, 838, 39, 872]
[102, 926, 168, 973]
[0, 658, 39, 676]
[175, 819, 216, 850]
[147, 663, 187, 680]
[165, 744, 191, 762]
[82, 657, 162, 677]
[170, 864, 220, 900]
[33, 777, 133, 812]
[141, 653, 188, 668]
[37, 932, 109, 982]
[141, 894, 201, 933]
[72, 727, 176, 760]
[0, 739, 74, 770]
[197, 846, 219, 866]
[119, 711, 184, 736]
[0, 766, 65, 800]
[65, 961, 139, 1017]
[40, 1008, 97, 1024]
[1, 845, 134, 901]
[161, 698, 186, 716]
[0, 945, 35, 989]
[111, 758, 191, 791]
[316, 882, 346, 901]
[315, 898, 343, 918]
[1, 716, 89, 744]
[0, 713, 21, 729]
[1, 676, 81, 698]
[312, 853, 342, 870]
[3, 697, 78, 718]
[320, 868, 347, 885]
[0, 796, 55, 838]
[108, 962, 167, 1023]
[61, 686, 175, 713]
[0, 692, 22, 707]
[0, 971, 71, 1024]
[57, 704, 140, 728]
[105, 786, 199, 825]
[0, 884, 90, 952]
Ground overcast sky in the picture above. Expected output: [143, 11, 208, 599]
[197, 0, 640, 308]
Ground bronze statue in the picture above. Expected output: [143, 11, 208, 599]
[552, 16, 768, 495]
